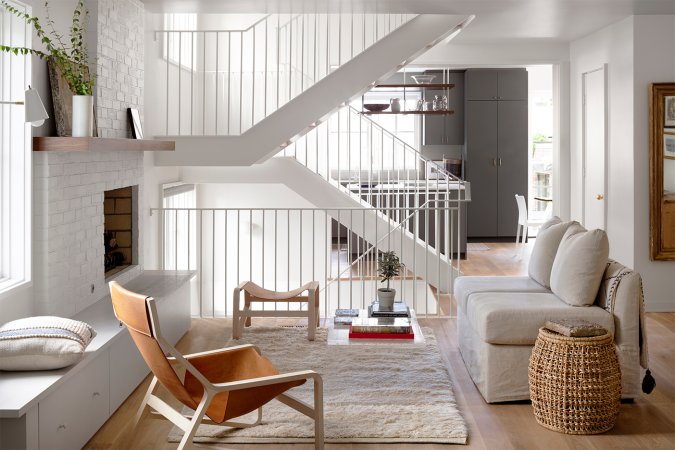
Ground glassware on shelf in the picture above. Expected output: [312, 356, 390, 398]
[416, 99, 424, 111]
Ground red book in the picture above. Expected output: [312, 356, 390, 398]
[348, 325, 414, 340]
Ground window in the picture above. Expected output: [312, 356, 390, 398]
[163, 14, 197, 71]
[0, 0, 32, 293]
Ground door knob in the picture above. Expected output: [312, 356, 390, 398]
[596, 194, 604, 200]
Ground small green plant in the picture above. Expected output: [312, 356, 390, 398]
[0, 0, 95, 95]
[378, 251, 402, 291]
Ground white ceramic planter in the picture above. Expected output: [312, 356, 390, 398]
[377, 288, 396, 310]
[72, 95, 94, 137]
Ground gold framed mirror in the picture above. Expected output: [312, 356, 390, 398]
[649, 83, 675, 260]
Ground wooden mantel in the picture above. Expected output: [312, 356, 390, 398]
[32, 136, 175, 152]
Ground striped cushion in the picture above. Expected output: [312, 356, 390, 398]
[0, 317, 96, 371]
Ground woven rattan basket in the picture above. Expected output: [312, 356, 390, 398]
[528, 327, 621, 434]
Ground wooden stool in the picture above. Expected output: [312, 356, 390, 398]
[528, 327, 621, 434]
[232, 281, 320, 341]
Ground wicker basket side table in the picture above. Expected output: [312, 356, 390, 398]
[528, 327, 621, 434]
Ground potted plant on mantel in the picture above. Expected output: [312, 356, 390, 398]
[1, 0, 95, 137]
[377, 250, 402, 310]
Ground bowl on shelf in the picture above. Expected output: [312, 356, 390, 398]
[411, 74, 436, 85]
[363, 103, 389, 112]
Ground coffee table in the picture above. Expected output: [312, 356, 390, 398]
[327, 308, 425, 345]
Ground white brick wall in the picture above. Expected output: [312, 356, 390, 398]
[96, 0, 144, 138]
[33, 150, 144, 316]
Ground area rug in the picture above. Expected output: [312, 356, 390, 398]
[168, 326, 468, 445]
[467, 242, 490, 251]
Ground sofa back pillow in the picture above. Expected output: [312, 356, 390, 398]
[528, 217, 575, 288]
[0, 316, 97, 371]
[550, 224, 609, 306]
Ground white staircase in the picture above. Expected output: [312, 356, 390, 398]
[151, 14, 473, 166]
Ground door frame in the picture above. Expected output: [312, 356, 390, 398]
[581, 64, 608, 229]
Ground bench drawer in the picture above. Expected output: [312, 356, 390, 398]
[109, 330, 149, 413]
[38, 353, 110, 450]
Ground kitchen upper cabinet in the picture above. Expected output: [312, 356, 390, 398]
[465, 69, 527, 101]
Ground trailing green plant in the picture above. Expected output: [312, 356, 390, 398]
[0, 0, 95, 95]
[377, 251, 402, 291]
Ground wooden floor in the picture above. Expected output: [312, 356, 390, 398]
[85, 241, 675, 450]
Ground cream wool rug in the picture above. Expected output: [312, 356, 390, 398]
[168, 326, 468, 445]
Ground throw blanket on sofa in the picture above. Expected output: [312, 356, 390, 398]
[597, 260, 649, 369]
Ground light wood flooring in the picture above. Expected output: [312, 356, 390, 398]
[85, 241, 675, 450]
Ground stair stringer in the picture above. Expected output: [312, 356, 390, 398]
[154, 14, 473, 167]
[180, 157, 460, 291]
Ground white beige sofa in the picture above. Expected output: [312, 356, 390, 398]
[455, 219, 646, 403]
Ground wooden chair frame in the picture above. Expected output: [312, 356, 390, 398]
[233, 281, 320, 341]
[130, 295, 324, 450]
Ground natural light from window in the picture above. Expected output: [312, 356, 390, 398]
[0, 0, 32, 294]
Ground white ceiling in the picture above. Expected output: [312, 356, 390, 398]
[141, 0, 675, 42]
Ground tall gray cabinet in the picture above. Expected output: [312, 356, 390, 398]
[465, 69, 528, 238]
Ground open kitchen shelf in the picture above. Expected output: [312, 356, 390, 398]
[372, 83, 455, 89]
[361, 110, 455, 115]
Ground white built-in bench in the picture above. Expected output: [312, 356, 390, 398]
[0, 270, 195, 450]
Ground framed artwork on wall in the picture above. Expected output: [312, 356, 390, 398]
[665, 96, 675, 127]
[664, 132, 675, 160]
[649, 83, 675, 260]
[128, 108, 143, 139]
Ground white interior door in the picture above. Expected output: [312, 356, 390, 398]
[582, 66, 607, 230]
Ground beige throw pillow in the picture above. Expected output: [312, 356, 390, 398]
[528, 218, 576, 288]
[0, 316, 97, 371]
[550, 224, 609, 306]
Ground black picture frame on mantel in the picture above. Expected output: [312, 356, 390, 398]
[128, 108, 143, 139]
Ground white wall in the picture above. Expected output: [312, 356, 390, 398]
[570, 17, 635, 266]
[632, 15, 675, 312]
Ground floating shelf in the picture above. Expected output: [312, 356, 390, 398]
[32, 137, 175, 152]
[373, 83, 455, 89]
[361, 110, 455, 115]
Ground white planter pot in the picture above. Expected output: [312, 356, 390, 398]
[377, 288, 396, 310]
[72, 95, 94, 137]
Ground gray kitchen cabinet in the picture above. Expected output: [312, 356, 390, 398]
[465, 101, 499, 237]
[465, 68, 528, 239]
[465, 69, 527, 101]
[422, 71, 464, 146]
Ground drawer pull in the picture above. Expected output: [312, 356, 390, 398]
[57, 424, 67, 431]
[93, 391, 101, 397]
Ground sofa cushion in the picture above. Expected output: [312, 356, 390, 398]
[465, 292, 614, 345]
[0, 316, 97, 371]
[550, 224, 610, 306]
[528, 220, 576, 288]
[454, 276, 549, 312]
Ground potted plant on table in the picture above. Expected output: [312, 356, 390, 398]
[377, 251, 402, 310]
[1, 0, 96, 136]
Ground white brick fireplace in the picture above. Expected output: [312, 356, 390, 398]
[33, 150, 144, 316]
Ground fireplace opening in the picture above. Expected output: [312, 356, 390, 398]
[104, 186, 138, 278]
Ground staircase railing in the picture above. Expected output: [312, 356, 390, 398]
[151, 13, 415, 136]
[278, 105, 470, 242]
[151, 205, 461, 319]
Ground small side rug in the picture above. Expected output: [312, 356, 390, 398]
[467, 243, 490, 251]
[168, 326, 468, 445]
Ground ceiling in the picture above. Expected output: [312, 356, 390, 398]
[140, 0, 675, 42]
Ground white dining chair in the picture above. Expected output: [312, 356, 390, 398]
[515, 195, 548, 244]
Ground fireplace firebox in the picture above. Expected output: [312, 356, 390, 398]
[104, 186, 138, 278]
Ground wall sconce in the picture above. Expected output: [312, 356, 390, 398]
[0, 86, 49, 126]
